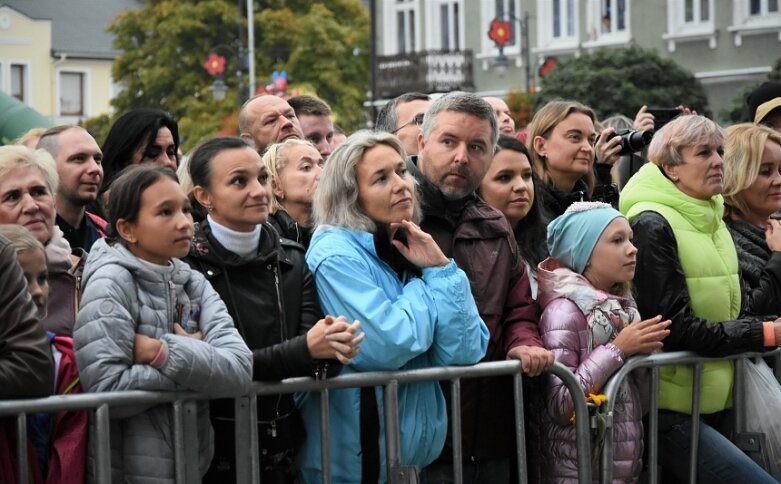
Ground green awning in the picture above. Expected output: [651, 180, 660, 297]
[0, 92, 53, 144]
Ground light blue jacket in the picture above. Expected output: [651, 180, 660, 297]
[297, 227, 489, 483]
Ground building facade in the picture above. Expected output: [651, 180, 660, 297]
[373, 0, 781, 121]
[0, 1, 139, 126]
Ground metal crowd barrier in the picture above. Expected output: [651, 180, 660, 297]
[599, 348, 781, 484]
[0, 360, 591, 484]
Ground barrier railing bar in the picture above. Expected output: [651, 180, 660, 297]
[512, 372, 528, 484]
[688, 363, 702, 484]
[319, 389, 331, 484]
[450, 378, 463, 484]
[94, 403, 111, 484]
[15, 413, 27, 484]
[185, 400, 201, 483]
[647, 366, 660, 484]
[733, 358, 746, 434]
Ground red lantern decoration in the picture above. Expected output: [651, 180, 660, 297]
[488, 19, 513, 48]
[204, 53, 226, 77]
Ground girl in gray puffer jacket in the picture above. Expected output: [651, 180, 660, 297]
[73, 165, 253, 484]
[537, 202, 670, 483]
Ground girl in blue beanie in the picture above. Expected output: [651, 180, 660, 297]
[536, 201, 670, 483]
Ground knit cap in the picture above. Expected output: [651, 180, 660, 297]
[547, 201, 624, 274]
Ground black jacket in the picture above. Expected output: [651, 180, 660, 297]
[726, 219, 781, 318]
[267, 209, 312, 249]
[537, 165, 618, 219]
[184, 221, 328, 468]
[631, 211, 766, 356]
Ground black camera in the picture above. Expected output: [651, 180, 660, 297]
[612, 129, 653, 156]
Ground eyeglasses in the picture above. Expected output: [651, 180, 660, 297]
[391, 113, 425, 134]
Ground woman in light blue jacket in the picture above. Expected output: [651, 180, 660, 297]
[297, 130, 489, 483]
[73, 165, 253, 483]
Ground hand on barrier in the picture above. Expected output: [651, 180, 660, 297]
[307, 315, 364, 364]
[507, 345, 555, 377]
[390, 220, 449, 268]
[612, 315, 670, 357]
[133, 333, 163, 364]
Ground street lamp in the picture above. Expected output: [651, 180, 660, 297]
[203, 44, 246, 103]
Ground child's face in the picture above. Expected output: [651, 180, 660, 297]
[121, 177, 194, 265]
[17, 248, 48, 319]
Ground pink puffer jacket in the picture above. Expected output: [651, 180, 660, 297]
[537, 259, 647, 483]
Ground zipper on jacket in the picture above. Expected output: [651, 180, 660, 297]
[271, 264, 287, 340]
[168, 279, 177, 332]
[73, 275, 81, 320]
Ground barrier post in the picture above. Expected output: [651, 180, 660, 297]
[512, 372, 527, 484]
[15, 413, 27, 484]
[319, 389, 332, 484]
[647, 366, 660, 484]
[173, 399, 201, 483]
[234, 395, 260, 484]
[94, 403, 112, 484]
[687, 363, 703, 484]
[450, 378, 463, 484]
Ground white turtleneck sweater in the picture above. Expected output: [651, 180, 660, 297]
[207, 215, 261, 259]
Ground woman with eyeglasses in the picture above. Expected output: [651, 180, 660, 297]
[92, 108, 180, 218]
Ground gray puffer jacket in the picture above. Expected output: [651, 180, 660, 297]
[73, 239, 253, 484]
[537, 258, 647, 483]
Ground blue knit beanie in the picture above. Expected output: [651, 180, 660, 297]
[547, 201, 624, 274]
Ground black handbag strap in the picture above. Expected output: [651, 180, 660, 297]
[360, 386, 380, 483]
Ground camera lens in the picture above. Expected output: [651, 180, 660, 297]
[617, 130, 653, 155]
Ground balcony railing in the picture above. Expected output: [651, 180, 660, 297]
[375, 49, 475, 99]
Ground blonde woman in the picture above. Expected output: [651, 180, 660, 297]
[262, 138, 323, 247]
[723, 123, 781, 316]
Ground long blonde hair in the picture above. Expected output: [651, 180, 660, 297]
[723, 123, 781, 220]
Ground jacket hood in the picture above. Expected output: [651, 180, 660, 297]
[619, 163, 724, 233]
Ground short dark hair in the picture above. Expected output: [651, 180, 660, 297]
[188, 136, 251, 189]
[287, 95, 332, 117]
[35, 124, 82, 157]
[101, 108, 180, 194]
[375, 92, 431, 133]
[106, 164, 178, 245]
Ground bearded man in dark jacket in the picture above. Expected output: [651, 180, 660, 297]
[411, 92, 553, 484]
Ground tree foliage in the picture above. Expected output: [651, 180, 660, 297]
[92, 0, 369, 151]
[536, 46, 711, 121]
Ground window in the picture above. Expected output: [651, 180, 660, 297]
[439, 1, 461, 50]
[384, 0, 419, 55]
[10, 64, 25, 102]
[585, 0, 630, 46]
[535, 0, 579, 53]
[495, 0, 519, 47]
[663, 0, 717, 51]
[728, 0, 781, 46]
[60, 72, 85, 116]
[480, 1, 523, 57]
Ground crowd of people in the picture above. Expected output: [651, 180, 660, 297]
[1, 81, 781, 483]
